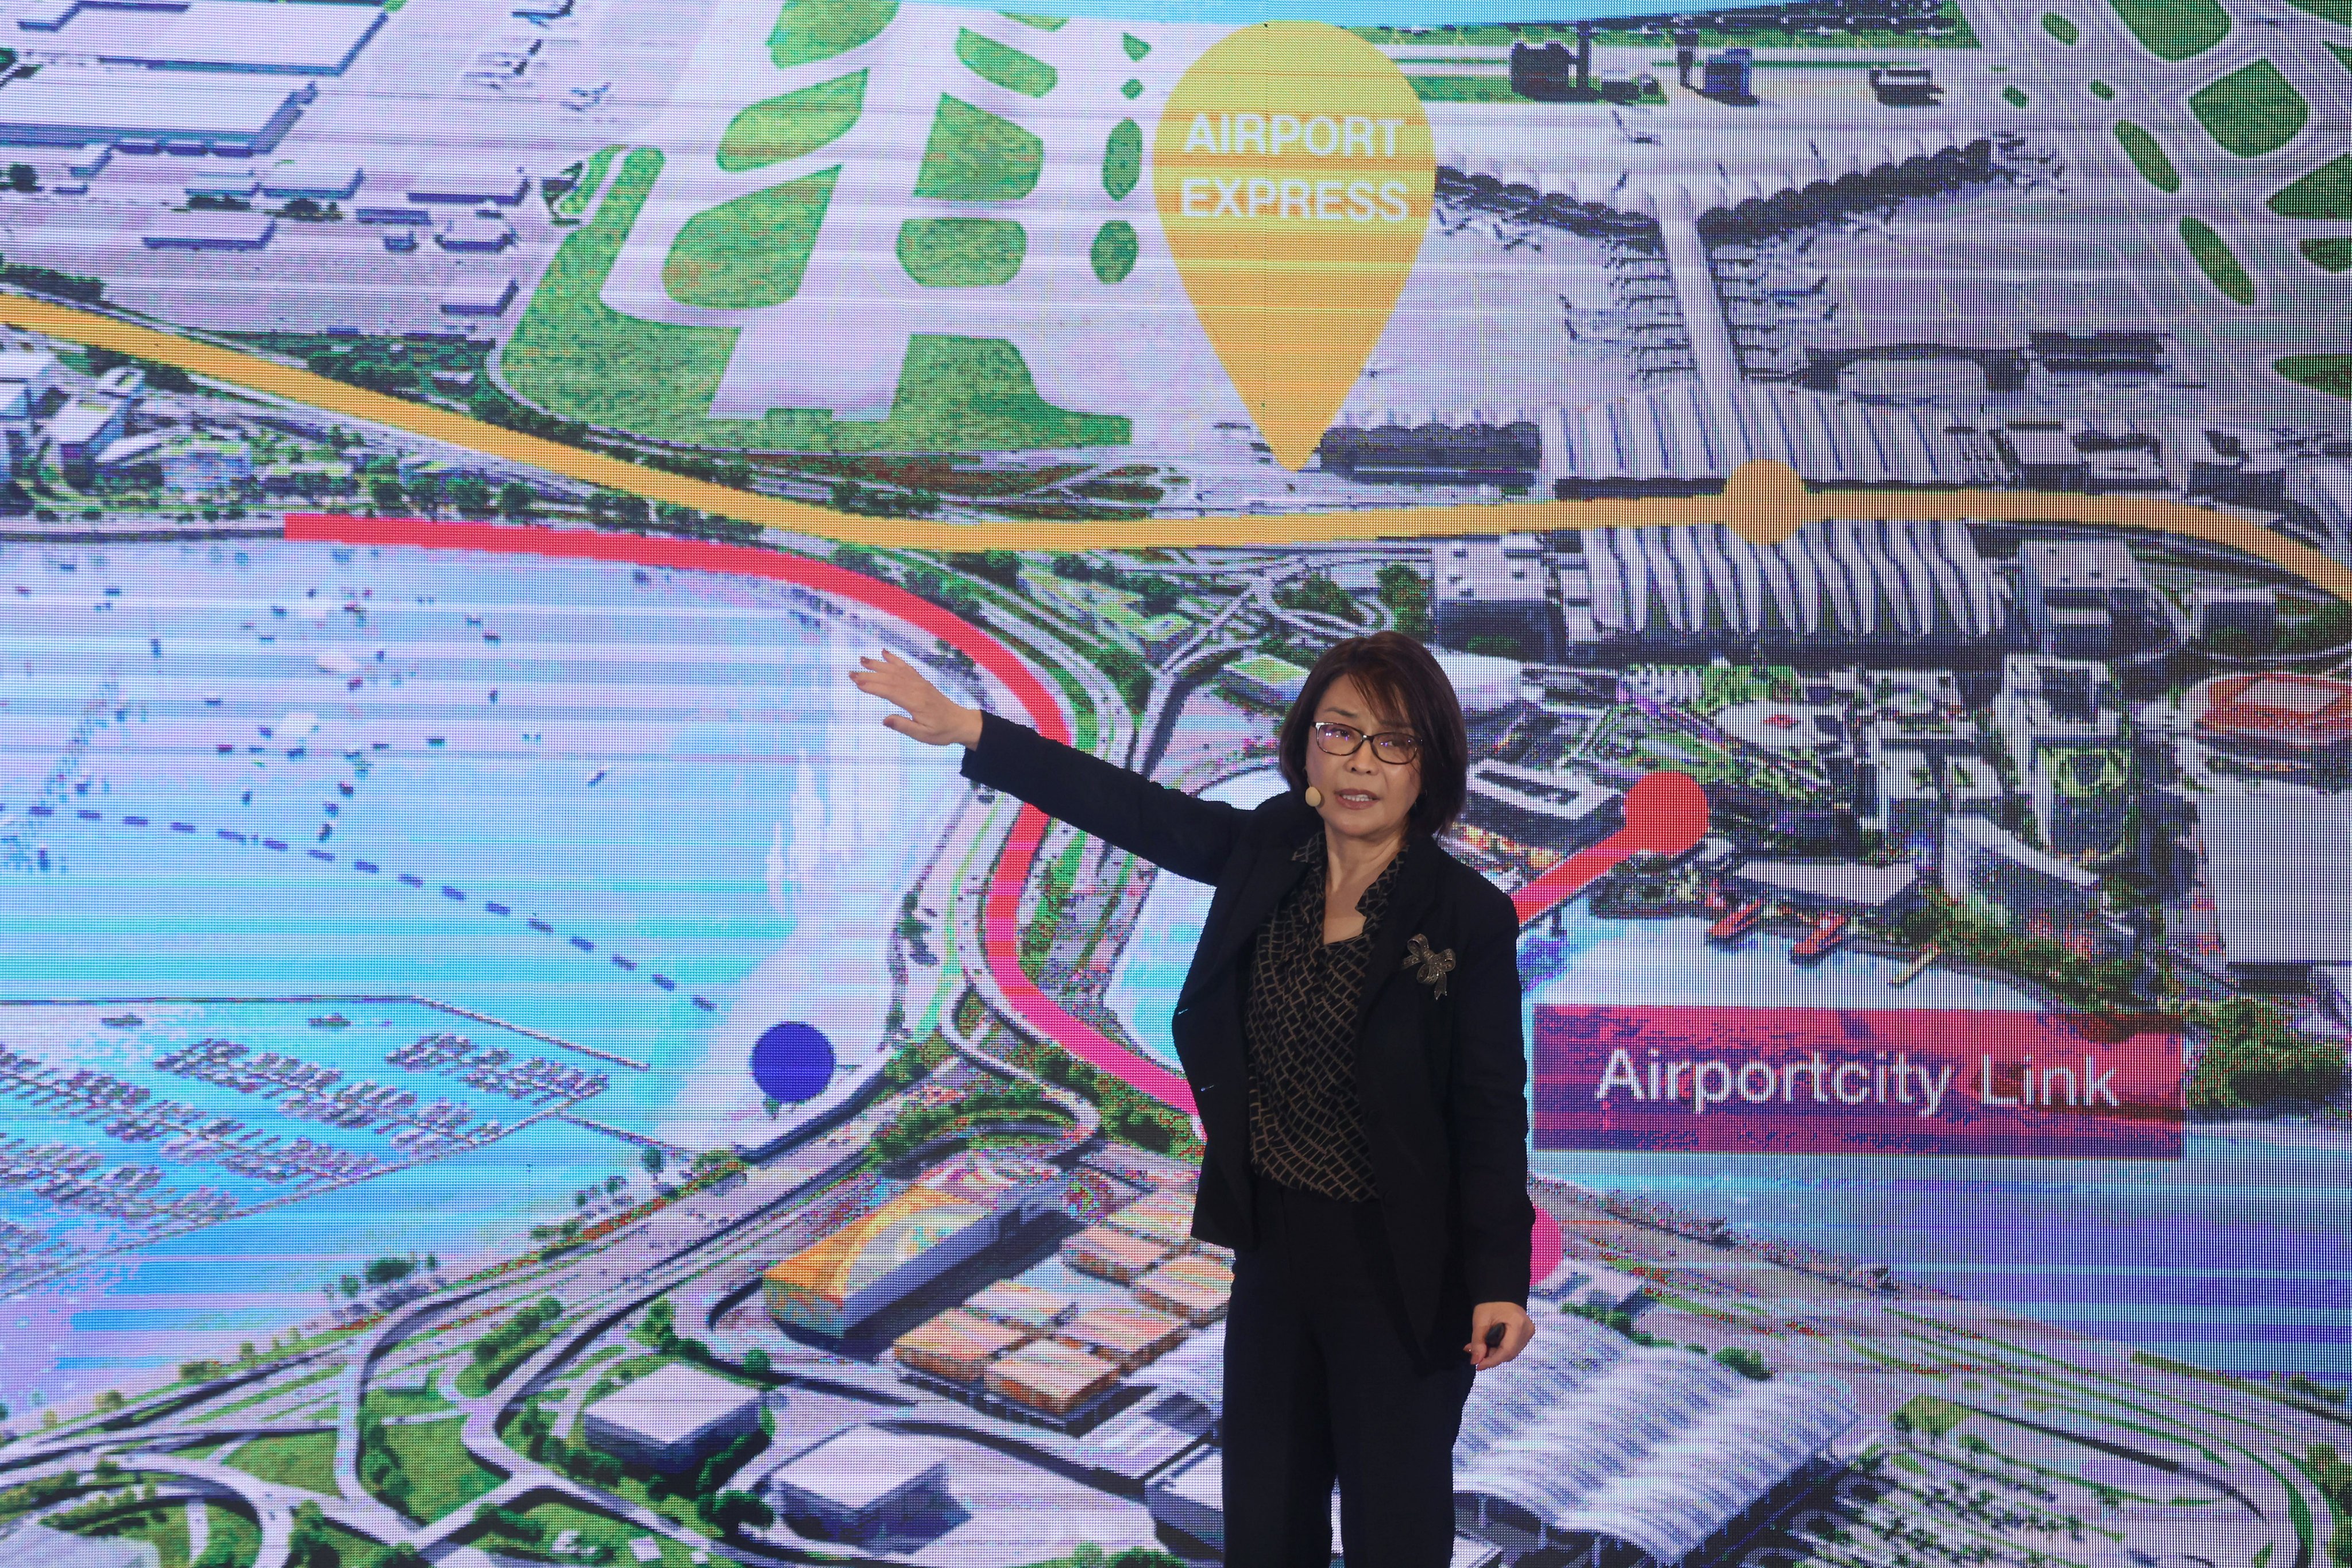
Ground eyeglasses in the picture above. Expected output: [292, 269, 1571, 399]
[1311, 720, 1422, 766]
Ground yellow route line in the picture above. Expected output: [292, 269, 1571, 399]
[7, 295, 2349, 601]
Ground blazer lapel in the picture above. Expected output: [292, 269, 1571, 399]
[1352, 832, 1446, 1045]
[1179, 794, 1316, 1008]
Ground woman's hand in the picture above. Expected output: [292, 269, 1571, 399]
[848, 649, 984, 748]
[1467, 1301, 1535, 1371]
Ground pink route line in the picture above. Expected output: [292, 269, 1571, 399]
[284, 516, 1712, 1285]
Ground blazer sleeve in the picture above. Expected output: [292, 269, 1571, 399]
[1447, 880, 1536, 1309]
[959, 709, 1246, 887]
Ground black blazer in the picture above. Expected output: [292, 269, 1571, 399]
[959, 710, 1534, 1351]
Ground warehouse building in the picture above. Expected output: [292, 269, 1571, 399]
[762, 1426, 952, 1543]
[262, 160, 364, 199]
[440, 276, 517, 316]
[408, 164, 529, 204]
[144, 210, 275, 249]
[582, 1364, 763, 1475]
[1434, 534, 1560, 663]
[0, 71, 310, 150]
[14, 0, 384, 74]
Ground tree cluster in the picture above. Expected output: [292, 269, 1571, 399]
[1005, 1041, 1184, 1153]
[869, 1079, 1069, 1161]
[1274, 571, 1361, 624]
[2187, 998, 2346, 1109]
[1376, 562, 1431, 638]
[468, 1295, 563, 1389]
[1051, 553, 1182, 616]
[0, 257, 103, 304]
[828, 478, 939, 517]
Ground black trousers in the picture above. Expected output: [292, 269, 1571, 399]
[1220, 1170, 1475, 1568]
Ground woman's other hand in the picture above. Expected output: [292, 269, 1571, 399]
[849, 649, 984, 748]
[1467, 1301, 1535, 1371]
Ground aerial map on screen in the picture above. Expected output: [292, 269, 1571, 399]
[0, 0, 2346, 1561]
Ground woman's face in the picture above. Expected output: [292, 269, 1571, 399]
[1303, 674, 1422, 848]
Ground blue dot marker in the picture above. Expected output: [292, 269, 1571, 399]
[751, 1022, 835, 1105]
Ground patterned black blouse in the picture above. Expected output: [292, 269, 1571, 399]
[1240, 830, 1407, 1203]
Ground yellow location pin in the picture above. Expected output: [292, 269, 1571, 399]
[1154, 22, 1435, 471]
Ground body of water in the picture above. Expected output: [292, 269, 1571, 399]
[0, 540, 968, 1407]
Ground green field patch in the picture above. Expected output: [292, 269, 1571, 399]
[2288, 0, 2352, 20]
[1896, 1392, 1976, 1437]
[768, 0, 894, 68]
[914, 96, 1043, 200]
[502, 149, 822, 447]
[999, 10, 1066, 26]
[69, 1499, 192, 1568]
[1103, 117, 1141, 199]
[1123, 31, 1150, 58]
[2002, 84, 2028, 105]
[1091, 219, 1137, 283]
[663, 167, 837, 309]
[2271, 155, 2352, 219]
[717, 71, 864, 171]
[2107, 0, 2226, 58]
[2190, 60, 2307, 157]
[226, 1432, 337, 1494]
[957, 28, 1056, 96]
[2182, 218, 2254, 304]
[2042, 12, 2079, 41]
[2300, 237, 2352, 272]
[859, 337, 1127, 451]
[2331, 41, 2352, 73]
[1121, 78, 1142, 98]
[372, 1409, 503, 1522]
[2089, 79, 2114, 98]
[897, 218, 1026, 285]
[2278, 355, 2352, 399]
[2115, 121, 2180, 191]
[504, 149, 1119, 451]
[1411, 75, 1527, 101]
[205, 1504, 260, 1568]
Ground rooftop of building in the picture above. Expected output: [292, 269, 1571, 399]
[1451, 1314, 1856, 1565]
[0, 72, 309, 136]
[1944, 813, 2102, 889]
[764, 1425, 942, 1509]
[2197, 791, 2352, 967]
[763, 1184, 987, 1307]
[2193, 674, 2352, 744]
[584, 1363, 760, 1447]
[2019, 537, 2148, 593]
[21, 0, 382, 72]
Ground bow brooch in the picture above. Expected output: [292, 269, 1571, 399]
[1402, 933, 1455, 999]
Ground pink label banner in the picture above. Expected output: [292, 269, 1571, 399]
[1533, 1005, 2185, 1158]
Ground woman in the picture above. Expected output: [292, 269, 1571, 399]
[851, 630, 1535, 1568]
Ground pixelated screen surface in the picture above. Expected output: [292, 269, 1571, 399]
[0, 0, 2347, 1559]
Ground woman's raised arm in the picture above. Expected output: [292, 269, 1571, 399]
[851, 650, 1247, 885]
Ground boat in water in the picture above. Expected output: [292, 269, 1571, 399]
[1708, 899, 1766, 944]
[100, 1013, 143, 1028]
[1791, 912, 1851, 964]
[309, 1013, 351, 1029]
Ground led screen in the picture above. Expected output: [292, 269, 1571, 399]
[0, 0, 2347, 1563]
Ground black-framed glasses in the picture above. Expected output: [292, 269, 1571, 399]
[1311, 720, 1422, 766]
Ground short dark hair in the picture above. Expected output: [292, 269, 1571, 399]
[1276, 632, 1469, 836]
